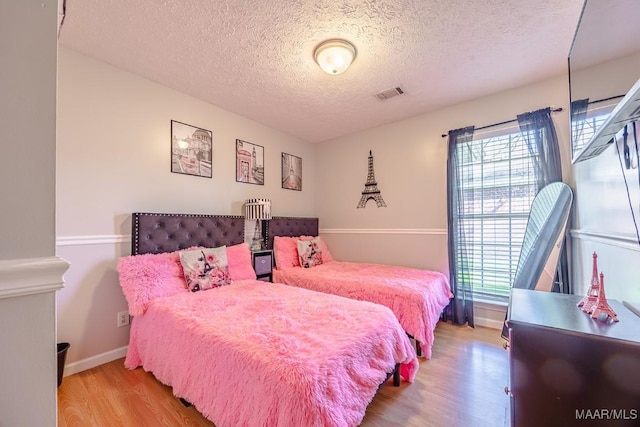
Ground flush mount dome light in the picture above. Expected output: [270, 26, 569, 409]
[313, 39, 357, 75]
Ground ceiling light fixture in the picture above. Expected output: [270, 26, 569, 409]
[313, 39, 357, 76]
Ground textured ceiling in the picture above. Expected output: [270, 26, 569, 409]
[58, 0, 585, 143]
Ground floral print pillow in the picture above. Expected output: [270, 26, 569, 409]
[179, 246, 231, 292]
[296, 237, 323, 268]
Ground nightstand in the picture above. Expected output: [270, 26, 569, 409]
[252, 249, 273, 282]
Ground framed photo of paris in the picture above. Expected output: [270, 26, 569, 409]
[170, 120, 212, 178]
[281, 152, 302, 191]
[236, 139, 264, 185]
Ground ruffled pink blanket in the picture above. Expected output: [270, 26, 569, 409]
[125, 280, 418, 427]
[274, 262, 453, 359]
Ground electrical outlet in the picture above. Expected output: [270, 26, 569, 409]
[117, 310, 130, 328]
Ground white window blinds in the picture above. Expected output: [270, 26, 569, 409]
[456, 131, 537, 299]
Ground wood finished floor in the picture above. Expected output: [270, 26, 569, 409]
[58, 322, 510, 427]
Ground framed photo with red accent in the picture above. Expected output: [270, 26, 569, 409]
[236, 139, 264, 185]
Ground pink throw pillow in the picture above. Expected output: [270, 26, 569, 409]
[274, 235, 335, 269]
[274, 236, 300, 269]
[117, 251, 188, 316]
[226, 242, 257, 281]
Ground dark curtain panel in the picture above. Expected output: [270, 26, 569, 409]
[445, 126, 475, 326]
[517, 107, 563, 186]
[570, 99, 589, 157]
[516, 108, 570, 293]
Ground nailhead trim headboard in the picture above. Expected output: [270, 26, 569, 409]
[266, 217, 319, 249]
[131, 212, 246, 255]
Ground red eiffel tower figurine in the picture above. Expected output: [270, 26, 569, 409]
[578, 252, 600, 313]
[590, 272, 618, 322]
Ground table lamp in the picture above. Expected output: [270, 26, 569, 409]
[244, 198, 272, 251]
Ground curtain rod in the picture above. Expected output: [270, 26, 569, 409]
[440, 107, 563, 138]
[588, 94, 624, 105]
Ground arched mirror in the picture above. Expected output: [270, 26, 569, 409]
[511, 183, 573, 292]
[569, 0, 640, 162]
[502, 182, 573, 339]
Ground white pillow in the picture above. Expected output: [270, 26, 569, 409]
[296, 237, 323, 268]
[179, 246, 231, 292]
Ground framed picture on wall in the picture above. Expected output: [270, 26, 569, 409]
[170, 120, 212, 178]
[236, 139, 264, 185]
[281, 152, 302, 191]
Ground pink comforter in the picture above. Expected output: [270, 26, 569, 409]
[274, 262, 453, 359]
[125, 280, 418, 427]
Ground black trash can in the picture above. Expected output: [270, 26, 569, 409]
[57, 342, 70, 387]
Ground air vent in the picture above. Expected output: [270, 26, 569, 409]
[375, 86, 404, 101]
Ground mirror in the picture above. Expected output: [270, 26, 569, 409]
[569, 0, 640, 162]
[511, 182, 573, 292]
[502, 182, 573, 339]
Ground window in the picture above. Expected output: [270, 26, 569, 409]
[455, 129, 537, 300]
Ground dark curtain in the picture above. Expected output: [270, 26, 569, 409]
[570, 99, 589, 157]
[445, 126, 475, 326]
[516, 108, 570, 293]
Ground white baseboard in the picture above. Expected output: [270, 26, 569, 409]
[64, 346, 128, 377]
[473, 300, 507, 330]
[474, 316, 504, 330]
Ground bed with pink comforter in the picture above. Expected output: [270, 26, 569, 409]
[273, 262, 453, 359]
[125, 280, 418, 427]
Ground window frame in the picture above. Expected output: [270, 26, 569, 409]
[454, 125, 539, 302]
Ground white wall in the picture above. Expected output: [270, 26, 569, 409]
[56, 47, 317, 369]
[570, 54, 640, 303]
[316, 63, 640, 321]
[1, 1, 57, 258]
[55, 35, 640, 373]
[315, 75, 573, 275]
[0, 1, 62, 426]
[314, 75, 574, 327]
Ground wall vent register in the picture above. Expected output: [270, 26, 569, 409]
[375, 86, 404, 101]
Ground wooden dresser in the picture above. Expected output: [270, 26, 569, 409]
[506, 289, 640, 426]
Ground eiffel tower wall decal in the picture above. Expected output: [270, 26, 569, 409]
[357, 150, 387, 208]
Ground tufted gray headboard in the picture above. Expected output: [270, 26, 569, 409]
[131, 212, 246, 255]
[266, 217, 319, 249]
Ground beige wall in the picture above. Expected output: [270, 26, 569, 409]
[570, 55, 640, 303]
[56, 47, 316, 370]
